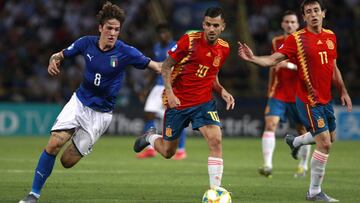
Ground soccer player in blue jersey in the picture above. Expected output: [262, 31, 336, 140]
[136, 24, 188, 160]
[19, 2, 161, 203]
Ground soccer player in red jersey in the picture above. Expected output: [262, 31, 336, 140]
[238, 0, 352, 201]
[258, 10, 311, 178]
[134, 7, 235, 189]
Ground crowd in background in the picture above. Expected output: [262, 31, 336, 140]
[0, 0, 359, 106]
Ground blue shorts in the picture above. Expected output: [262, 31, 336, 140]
[265, 98, 301, 124]
[163, 100, 221, 141]
[296, 97, 336, 135]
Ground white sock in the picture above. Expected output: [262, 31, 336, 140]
[309, 150, 328, 196]
[298, 145, 311, 170]
[293, 132, 315, 147]
[262, 131, 275, 168]
[208, 157, 223, 188]
[29, 192, 40, 198]
[146, 134, 162, 148]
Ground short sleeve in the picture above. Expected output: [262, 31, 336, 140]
[63, 37, 87, 58]
[168, 34, 190, 62]
[127, 46, 151, 69]
[276, 34, 297, 59]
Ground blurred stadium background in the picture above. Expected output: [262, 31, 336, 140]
[1, 1, 360, 202]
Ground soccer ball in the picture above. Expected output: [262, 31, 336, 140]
[202, 186, 232, 203]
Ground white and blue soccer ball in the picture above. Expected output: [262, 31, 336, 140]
[202, 186, 232, 203]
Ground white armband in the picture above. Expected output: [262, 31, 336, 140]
[286, 62, 297, 70]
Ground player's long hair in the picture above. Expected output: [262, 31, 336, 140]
[96, 1, 125, 27]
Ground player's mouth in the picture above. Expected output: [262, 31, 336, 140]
[311, 19, 318, 24]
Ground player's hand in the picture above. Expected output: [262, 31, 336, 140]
[221, 89, 235, 110]
[48, 52, 63, 76]
[237, 42, 254, 61]
[341, 92, 352, 112]
[167, 92, 181, 108]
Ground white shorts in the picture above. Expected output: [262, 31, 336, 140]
[51, 93, 113, 156]
[144, 85, 165, 118]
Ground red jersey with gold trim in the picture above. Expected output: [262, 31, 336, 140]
[164, 32, 230, 109]
[277, 28, 337, 106]
[268, 35, 298, 102]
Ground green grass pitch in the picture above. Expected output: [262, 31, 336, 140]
[0, 136, 359, 203]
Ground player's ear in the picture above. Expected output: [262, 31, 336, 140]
[221, 22, 226, 31]
[322, 9, 326, 18]
[98, 24, 103, 33]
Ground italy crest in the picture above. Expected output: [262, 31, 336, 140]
[110, 55, 118, 68]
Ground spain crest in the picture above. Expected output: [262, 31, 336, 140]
[326, 39, 334, 50]
[110, 55, 118, 68]
[213, 56, 221, 67]
[317, 118, 325, 128]
[165, 127, 172, 137]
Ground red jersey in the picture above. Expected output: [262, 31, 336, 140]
[277, 28, 337, 106]
[268, 35, 298, 102]
[164, 32, 230, 109]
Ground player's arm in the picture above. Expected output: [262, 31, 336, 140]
[162, 56, 180, 108]
[147, 60, 162, 74]
[213, 75, 235, 110]
[48, 51, 64, 76]
[332, 59, 352, 112]
[237, 42, 287, 67]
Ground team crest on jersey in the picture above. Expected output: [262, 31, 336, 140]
[326, 39, 334, 50]
[213, 56, 221, 67]
[317, 118, 325, 128]
[110, 55, 118, 68]
[165, 127, 172, 137]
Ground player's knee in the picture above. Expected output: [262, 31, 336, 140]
[46, 133, 66, 155]
[208, 136, 221, 150]
[60, 156, 75, 169]
[264, 122, 277, 132]
[163, 148, 176, 159]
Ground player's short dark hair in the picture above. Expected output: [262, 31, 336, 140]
[156, 23, 171, 34]
[204, 7, 224, 20]
[300, 0, 325, 15]
[96, 1, 125, 27]
[282, 10, 298, 21]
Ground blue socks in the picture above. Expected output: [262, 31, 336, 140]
[178, 130, 186, 149]
[31, 150, 56, 196]
[143, 120, 156, 132]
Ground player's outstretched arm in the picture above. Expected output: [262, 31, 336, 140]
[148, 60, 162, 74]
[48, 51, 64, 76]
[237, 42, 286, 67]
[332, 60, 352, 112]
[162, 56, 180, 108]
[213, 75, 235, 110]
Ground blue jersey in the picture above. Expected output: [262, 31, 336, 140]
[153, 40, 176, 85]
[63, 36, 150, 112]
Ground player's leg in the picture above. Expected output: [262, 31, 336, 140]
[298, 101, 338, 201]
[294, 124, 311, 177]
[20, 94, 82, 202]
[136, 112, 157, 158]
[259, 98, 285, 177]
[173, 129, 187, 160]
[260, 116, 279, 175]
[192, 100, 223, 188]
[134, 107, 190, 159]
[137, 85, 164, 158]
[20, 130, 73, 203]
